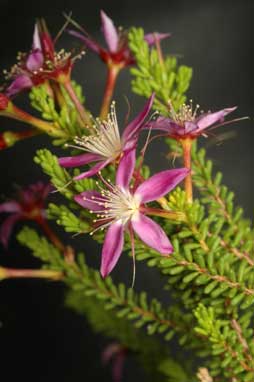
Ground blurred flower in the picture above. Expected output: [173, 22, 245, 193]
[74, 149, 188, 277]
[68, 10, 170, 68]
[146, 101, 237, 140]
[59, 94, 154, 180]
[0, 93, 9, 110]
[4, 19, 82, 97]
[0, 182, 52, 247]
[0, 130, 36, 150]
[102, 342, 128, 382]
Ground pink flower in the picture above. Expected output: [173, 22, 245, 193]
[68, 10, 170, 68]
[59, 94, 154, 181]
[102, 342, 127, 382]
[146, 102, 237, 139]
[5, 19, 76, 97]
[74, 149, 188, 277]
[0, 183, 52, 247]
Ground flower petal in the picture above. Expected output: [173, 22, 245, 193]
[59, 153, 102, 168]
[26, 50, 44, 72]
[131, 213, 173, 254]
[0, 214, 21, 248]
[101, 221, 124, 277]
[32, 24, 42, 51]
[6, 75, 34, 97]
[144, 32, 171, 45]
[122, 94, 154, 145]
[74, 190, 106, 212]
[135, 168, 189, 203]
[116, 149, 136, 189]
[196, 107, 237, 131]
[145, 116, 180, 133]
[0, 201, 22, 213]
[68, 30, 101, 54]
[100, 10, 119, 53]
[73, 160, 109, 181]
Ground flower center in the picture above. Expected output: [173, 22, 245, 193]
[74, 102, 122, 160]
[88, 184, 141, 232]
[169, 100, 201, 125]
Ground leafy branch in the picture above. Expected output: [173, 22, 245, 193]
[128, 27, 193, 114]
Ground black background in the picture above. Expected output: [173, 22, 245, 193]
[0, 0, 253, 381]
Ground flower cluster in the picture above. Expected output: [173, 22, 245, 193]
[0, 10, 240, 281]
[4, 19, 78, 97]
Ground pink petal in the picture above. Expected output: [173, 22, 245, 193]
[144, 32, 171, 45]
[102, 343, 121, 364]
[135, 168, 189, 203]
[26, 50, 44, 72]
[100, 10, 119, 53]
[122, 94, 155, 144]
[145, 116, 180, 133]
[0, 214, 21, 248]
[73, 160, 109, 181]
[74, 191, 106, 212]
[196, 107, 237, 131]
[184, 121, 198, 134]
[131, 213, 173, 254]
[6, 75, 33, 97]
[116, 149, 136, 189]
[68, 30, 101, 54]
[101, 221, 124, 277]
[32, 24, 42, 51]
[59, 153, 102, 168]
[0, 201, 21, 213]
[112, 353, 125, 382]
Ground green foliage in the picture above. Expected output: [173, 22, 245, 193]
[32, 134, 254, 381]
[17, 227, 190, 381]
[194, 304, 254, 381]
[128, 28, 193, 115]
[29, 82, 85, 144]
[47, 203, 91, 234]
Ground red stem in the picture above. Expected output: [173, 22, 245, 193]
[100, 65, 121, 120]
[37, 217, 65, 252]
[181, 138, 193, 203]
[63, 79, 91, 127]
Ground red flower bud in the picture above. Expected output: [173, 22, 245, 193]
[0, 93, 9, 111]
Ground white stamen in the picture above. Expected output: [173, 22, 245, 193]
[89, 185, 141, 234]
[169, 99, 203, 125]
[74, 102, 122, 160]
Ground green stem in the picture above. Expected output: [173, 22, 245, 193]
[0, 266, 62, 280]
[142, 206, 186, 222]
[63, 79, 91, 127]
[100, 64, 121, 120]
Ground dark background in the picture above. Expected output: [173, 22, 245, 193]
[0, 0, 253, 381]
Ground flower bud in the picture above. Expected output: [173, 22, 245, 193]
[0, 93, 10, 111]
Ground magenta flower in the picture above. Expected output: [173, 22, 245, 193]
[102, 342, 127, 382]
[5, 20, 75, 97]
[59, 94, 154, 181]
[146, 102, 237, 139]
[74, 149, 188, 277]
[0, 182, 51, 247]
[68, 10, 170, 68]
